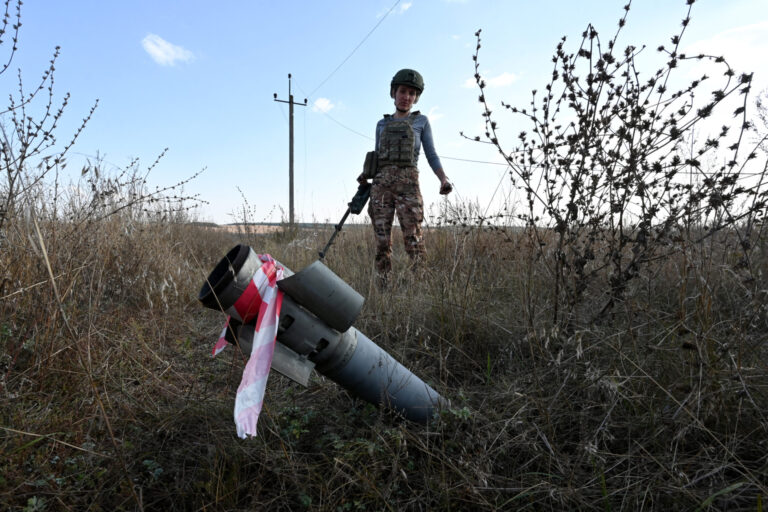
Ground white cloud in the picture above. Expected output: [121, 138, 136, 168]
[142, 34, 194, 66]
[463, 71, 518, 89]
[378, 1, 412, 18]
[487, 71, 518, 87]
[426, 106, 443, 123]
[312, 98, 334, 113]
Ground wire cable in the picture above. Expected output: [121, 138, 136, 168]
[274, 101, 289, 125]
[307, 0, 401, 98]
[322, 110, 374, 141]
[441, 155, 508, 166]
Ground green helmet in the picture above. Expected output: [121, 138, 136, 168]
[390, 68, 424, 98]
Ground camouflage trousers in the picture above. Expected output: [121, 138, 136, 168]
[368, 165, 426, 275]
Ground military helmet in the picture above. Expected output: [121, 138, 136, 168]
[390, 68, 424, 98]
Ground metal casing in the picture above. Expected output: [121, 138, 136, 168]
[199, 245, 446, 423]
[277, 260, 364, 332]
[323, 328, 445, 422]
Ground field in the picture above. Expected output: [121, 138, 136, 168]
[3, 0, 768, 508]
[1, 214, 767, 511]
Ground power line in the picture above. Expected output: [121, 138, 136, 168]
[322, 110, 374, 141]
[441, 155, 508, 166]
[274, 101, 289, 125]
[298, 99, 515, 167]
[295, 81, 371, 140]
[298, 89, 765, 177]
[316, 112, 513, 166]
[307, 0, 401, 98]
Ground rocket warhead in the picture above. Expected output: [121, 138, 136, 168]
[199, 244, 447, 422]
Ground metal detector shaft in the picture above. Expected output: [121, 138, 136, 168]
[319, 207, 351, 260]
[318, 182, 371, 260]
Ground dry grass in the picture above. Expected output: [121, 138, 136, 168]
[1, 207, 766, 511]
[1, 2, 766, 507]
[204, 224, 287, 235]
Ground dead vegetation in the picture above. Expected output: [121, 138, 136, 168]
[2, 215, 767, 511]
[2, 0, 768, 510]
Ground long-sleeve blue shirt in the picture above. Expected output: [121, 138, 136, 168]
[375, 112, 443, 171]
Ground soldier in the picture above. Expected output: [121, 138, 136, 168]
[359, 68, 452, 283]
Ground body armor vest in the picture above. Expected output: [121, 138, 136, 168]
[378, 112, 419, 167]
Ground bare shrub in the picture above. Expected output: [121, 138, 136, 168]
[455, 0, 768, 508]
[466, 1, 767, 333]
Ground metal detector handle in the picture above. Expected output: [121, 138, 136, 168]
[348, 182, 371, 215]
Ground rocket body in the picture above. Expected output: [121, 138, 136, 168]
[199, 245, 445, 422]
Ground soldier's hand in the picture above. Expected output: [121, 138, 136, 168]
[357, 173, 368, 184]
[439, 180, 453, 195]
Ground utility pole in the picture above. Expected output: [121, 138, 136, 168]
[274, 74, 307, 227]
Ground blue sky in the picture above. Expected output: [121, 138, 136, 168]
[9, 0, 768, 224]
